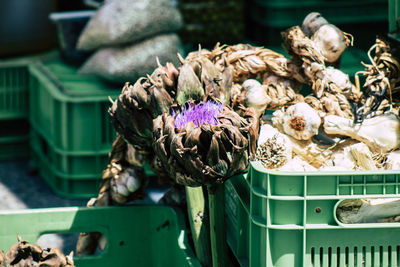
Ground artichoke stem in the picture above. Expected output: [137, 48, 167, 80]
[208, 184, 229, 267]
[185, 186, 212, 266]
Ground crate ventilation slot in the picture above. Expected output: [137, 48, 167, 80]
[311, 245, 399, 267]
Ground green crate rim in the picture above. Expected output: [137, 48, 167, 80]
[28, 63, 121, 101]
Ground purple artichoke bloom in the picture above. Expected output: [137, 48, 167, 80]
[173, 100, 224, 129]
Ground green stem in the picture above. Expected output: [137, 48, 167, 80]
[185, 186, 212, 267]
[208, 184, 228, 267]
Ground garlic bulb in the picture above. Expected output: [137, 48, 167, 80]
[302, 12, 328, 36]
[324, 151, 356, 171]
[345, 142, 377, 170]
[278, 156, 317, 171]
[242, 79, 271, 117]
[272, 102, 321, 140]
[385, 151, 400, 170]
[324, 113, 400, 153]
[256, 124, 292, 169]
[319, 165, 352, 171]
[257, 123, 281, 146]
[111, 167, 142, 202]
[312, 24, 347, 63]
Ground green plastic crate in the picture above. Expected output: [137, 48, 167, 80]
[249, 0, 388, 47]
[0, 135, 29, 160]
[0, 63, 29, 120]
[0, 119, 30, 160]
[251, 0, 387, 28]
[31, 126, 108, 176]
[226, 162, 400, 267]
[0, 205, 201, 267]
[30, 128, 103, 199]
[28, 61, 120, 152]
[389, 0, 400, 33]
[30, 126, 155, 199]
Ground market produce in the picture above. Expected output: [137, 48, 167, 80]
[0, 235, 74, 267]
[109, 62, 179, 154]
[261, 74, 304, 110]
[278, 156, 317, 171]
[240, 79, 271, 117]
[282, 25, 362, 117]
[255, 126, 292, 169]
[345, 142, 378, 170]
[302, 12, 352, 65]
[355, 37, 400, 121]
[324, 113, 400, 153]
[272, 102, 321, 140]
[385, 150, 400, 170]
[301, 12, 328, 37]
[153, 98, 259, 186]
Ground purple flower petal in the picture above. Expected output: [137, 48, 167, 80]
[174, 100, 223, 129]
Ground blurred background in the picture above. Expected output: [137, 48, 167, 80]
[0, 0, 389, 58]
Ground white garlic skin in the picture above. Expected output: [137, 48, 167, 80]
[111, 168, 142, 197]
[272, 102, 321, 140]
[278, 156, 317, 171]
[242, 79, 271, 117]
[302, 12, 329, 36]
[345, 142, 377, 170]
[257, 124, 293, 161]
[324, 113, 400, 153]
[257, 123, 281, 146]
[324, 67, 352, 89]
[385, 151, 400, 170]
[312, 24, 347, 63]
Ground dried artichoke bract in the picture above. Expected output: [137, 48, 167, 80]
[4, 235, 74, 267]
[153, 98, 259, 186]
[109, 62, 178, 154]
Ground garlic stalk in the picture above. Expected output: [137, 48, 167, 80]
[345, 142, 378, 170]
[324, 113, 400, 153]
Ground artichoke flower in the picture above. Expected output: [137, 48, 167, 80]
[153, 98, 259, 186]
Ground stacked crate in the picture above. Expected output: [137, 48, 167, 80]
[0, 62, 31, 160]
[249, 0, 388, 48]
[178, 0, 246, 48]
[28, 61, 120, 198]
